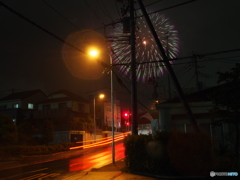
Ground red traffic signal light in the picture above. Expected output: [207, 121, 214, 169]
[124, 112, 129, 117]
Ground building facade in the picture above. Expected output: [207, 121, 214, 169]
[155, 86, 237, 148]
[33, 90, 92, 144]
[87, 88, 121, 131]
[0, 89, 47, 124]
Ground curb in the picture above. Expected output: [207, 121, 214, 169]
[131, 171, 207, 179]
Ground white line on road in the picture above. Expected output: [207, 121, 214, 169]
[19, 173, 47, 180]
[1, 168, 48, 180]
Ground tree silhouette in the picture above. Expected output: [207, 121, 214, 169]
[211, 63, 240, 158]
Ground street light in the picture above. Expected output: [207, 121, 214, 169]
[89, 49, 115, 164]
[93, 94, 105, 144]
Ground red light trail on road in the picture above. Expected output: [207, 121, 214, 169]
[69, 143, 125, 171]
[69, 132, 130, 150]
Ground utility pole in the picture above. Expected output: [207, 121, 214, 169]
[166, 32, 171, 99]
[130, 0, 138, 135]
[193, 54, 201, 91]
[137, 0, 200, 133]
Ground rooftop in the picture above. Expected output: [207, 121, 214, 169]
[0, 89, 45, 101]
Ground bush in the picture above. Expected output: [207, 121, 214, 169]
[167, 132, 212, 176]
[124, 133, 176, 175]
[0, 142, 75, 159]
[124, 131, 213, 176]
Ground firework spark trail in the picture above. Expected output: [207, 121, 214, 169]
[110, 10, 179, 82]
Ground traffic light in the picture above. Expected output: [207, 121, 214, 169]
[121, 110, 131, 131]
[124, 112, 129, 117]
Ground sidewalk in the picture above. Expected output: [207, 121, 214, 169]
[0, 147, 93, 171]
[0, 148, 157, 180]
[0, 148, 207, 180]
[76, 159, 157, 180]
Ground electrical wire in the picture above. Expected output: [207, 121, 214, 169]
[83, 0, 106, 26]
[182, 72, 196, 88]
[41, 0, 81, 30]
[135, 0, 163, 11]
[114, 0, 122, 18]
[112, 48, 240, 67]
[0, 1, 85, 54]
[97, 0, 114, 22]
[112, 70, 151, 111]
[94, 0, 199, 31]
[146, 0, 198, 17]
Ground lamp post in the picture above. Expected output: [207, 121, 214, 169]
[93, 94, 105, 144]
[109, 54, 115, 164]
[89, 50, 115, 163]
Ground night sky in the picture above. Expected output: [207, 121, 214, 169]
[0, 0, 240, 110]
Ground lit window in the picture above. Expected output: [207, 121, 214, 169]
[28, 103, 34, 109]
[13, 104, 19, 108]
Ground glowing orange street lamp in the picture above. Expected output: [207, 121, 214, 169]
[89, 50, 99, 57]
[93, 94, 105, 144]
[88, 49, 115, 163]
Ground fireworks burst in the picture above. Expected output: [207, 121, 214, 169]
[110, 11, 179, 82]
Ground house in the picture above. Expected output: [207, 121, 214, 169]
[86, 88, 121, 132]
[155, 86, 231, 145]
[33, 89, 92, 144]
[0, 89, 47, 124]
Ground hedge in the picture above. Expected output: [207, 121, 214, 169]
[0, 142, 74, 158]
[124, 131, 213, 176]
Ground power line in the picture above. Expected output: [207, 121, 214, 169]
[97, 0, 114, 22]
[112, 70, 151, 111]
[83, 0, 106, 25]
[112, 48, 240, 67]
[147, 0, 198, 16]
[41, 0, 81, 30]
[0, 1, 86, 54]
[182, 72, 196, 88]
[114, 0, 122, 18]
[95, 0, 198, 30]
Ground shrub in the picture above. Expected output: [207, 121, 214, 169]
[124, 131, 213, 176]
[0, 142, 76, 159]
[124, 134, 152, 172]
[167, 132, 212, 176]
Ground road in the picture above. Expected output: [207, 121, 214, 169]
[0, 142, 125, 180]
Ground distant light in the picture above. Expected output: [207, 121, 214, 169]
[99, 94, 105, 99]
[124, 112, 129, 117]
[89, 50, 98, 57]
[143, 40, 147, 45]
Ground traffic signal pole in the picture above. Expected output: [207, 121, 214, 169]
[130, 0, 138, 135]
[137, 0, 200, 133]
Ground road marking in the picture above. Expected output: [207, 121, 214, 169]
[1, 168, 48, 180]
[19, 173, 47, 180]
[38, 173, 60, 180]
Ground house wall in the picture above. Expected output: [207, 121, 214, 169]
[0, 91, 46, 110]
[21, 91, 47, 109]
[39, 101, 90, 114]
[87, 89, 121, 130]
[157, 101, 214, 132]
[102, 101, 121, 129]
[0, 100, 22, 109]
[155, 101, 236, 146]
[53, 130, 102, 147]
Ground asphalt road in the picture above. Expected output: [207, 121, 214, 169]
[0, 143, 125, 180]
